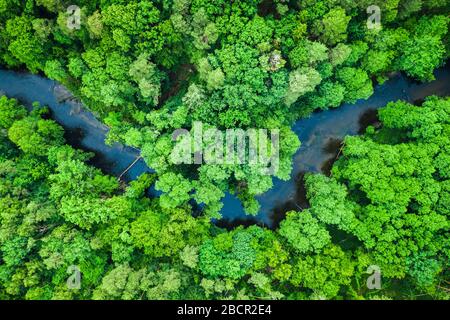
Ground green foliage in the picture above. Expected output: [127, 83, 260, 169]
[0, 96, 27, 129]
[290, 244, 355, 299]
[285, 67, 322, 106]
[155, 172, 193, 209]
[1, 0, 446, 224]
[305, 174, 355, 227]
[130, 207, 208, 258]
[336, 67, 373, 103]
[279, 210, 331, 254]
[199, 227, 262, 279]
[8, 112, 65, 156]
[0, 0, 449, 301]
[388, 15, 450, 81]
[3, 16, 46, 73]
[316, 7, 351, 46]
[327, 97, 450, 284]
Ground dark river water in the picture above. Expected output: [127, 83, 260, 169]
[1, 66, 449, 228]
[0, 70, 153, 182]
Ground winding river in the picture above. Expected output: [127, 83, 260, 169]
[1, 65, 449, 228]
[0, 70, 153, 183]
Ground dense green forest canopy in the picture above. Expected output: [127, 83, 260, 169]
[1, 0, 449, 216]
[0, 94, 449, 299]
[0, 0, 449, 300]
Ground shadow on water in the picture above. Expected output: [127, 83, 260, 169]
[268, 171, 311, 229]
[1, 64, 450, 230]
[63, 127, 84, 149]
[358, 108, 380, 134]
[218, 170, 313, 230]
[413, 97, 426, 106]
[320, 138, 343, 176]
[219, 64, 450, 229]
[0, 70, 153, 183]
[61, 124, 123, 176]
[86, 151, 118, 175]
[215, 217, 265, 231]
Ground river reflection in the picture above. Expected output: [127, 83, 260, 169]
[219, 65, 450, 229]
[1, 65, 449, 229]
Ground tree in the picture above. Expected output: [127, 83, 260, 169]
[4, 16, 47, 73]
[180, 245, 199, 269]
[39, 225, 107, 293]
[329, 44, 352, 67]
[87, 11, 103, 39]
[206, 68, 225, 90]
[35, 0, 62, 13]
[8, 114, 65, 156]
[0, 96, 27, 129]
[284, 67, 322, 106]
[305, 174, 355, 227]
[407, 252, 442, 290]
[308, 81, 346, 109]
[44, 59, 67, 82]
[130, 207, 208, 258]
[0, 0, 449, 301]
[398, 15, 449, 81]
[129, 54, 162, 105]
[155, 172, 193, 209]
[336, 67, 373, 103]
[327, 97, 450, 278]
[290, 244, 355, 299]
[278, 210, 331, 254]
[316, 7, 351, 46]
[362, 50, 394, 80]
[399, 35, 446, 81]
[198, 227, 263, 279]
[59, 196, 131, 230]
[398, 0, 422, 19]
[92, 264, 181, 300]
[289, 40, 328, 68]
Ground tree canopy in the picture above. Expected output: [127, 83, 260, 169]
[0, 0, 449, 301]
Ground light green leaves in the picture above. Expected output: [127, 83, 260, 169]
[279, 210, 331, 254]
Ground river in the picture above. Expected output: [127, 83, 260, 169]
[1, 66, 449, 228]
[0, 70, 153, 183]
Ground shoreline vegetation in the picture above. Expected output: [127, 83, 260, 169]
[2, 64, 450, 230]
[0, 0, 449, 300]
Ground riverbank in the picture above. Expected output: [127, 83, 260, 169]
[1, 65, 449, 228]
[219, 64, 450, 228]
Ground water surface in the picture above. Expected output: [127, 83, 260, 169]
[1, 66, 449, 228]
[0, 70, 152, 182]
[219, 65, 450, 228]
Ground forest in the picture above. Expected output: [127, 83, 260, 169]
[0, 0, 449, 300]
